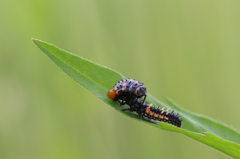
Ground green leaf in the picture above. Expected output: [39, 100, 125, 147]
[33, 39, 240, 158]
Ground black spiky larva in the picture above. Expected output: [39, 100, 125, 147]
[122, 98, 182, 127]
[107, 79, 147, 105]
[107, 79, 182, 127]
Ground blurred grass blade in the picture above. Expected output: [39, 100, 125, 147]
[33, 39, 240, 158]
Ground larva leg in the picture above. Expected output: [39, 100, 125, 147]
[121, 108, 132, 112]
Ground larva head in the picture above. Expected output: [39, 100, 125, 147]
[135, 86, 147, 97]
[107, 89, 117, 99]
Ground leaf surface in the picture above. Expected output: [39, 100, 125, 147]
[33, 39, 240, 158]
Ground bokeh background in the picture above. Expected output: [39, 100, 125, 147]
[1, 1, 240, 159]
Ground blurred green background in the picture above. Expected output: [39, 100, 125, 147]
[1, 0, 240, 159]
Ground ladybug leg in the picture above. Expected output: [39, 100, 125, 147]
[139, 114, 143, 120]
[117, 100, 123, 105]
[118, 100, 126, 106]
[119, 96, 128, 106]
[142, 95, 146, 103]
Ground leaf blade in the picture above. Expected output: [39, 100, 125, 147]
[33, 39, 240, 158]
